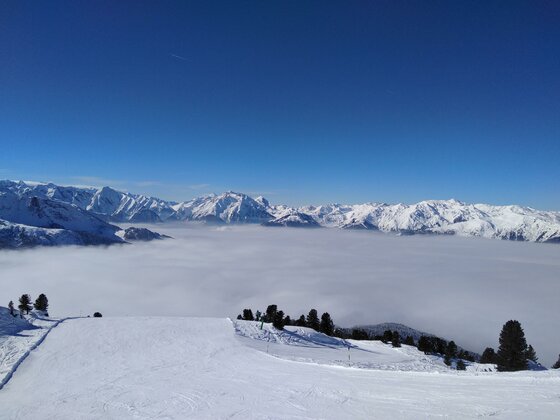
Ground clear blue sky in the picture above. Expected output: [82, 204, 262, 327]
[1, 1, 559, 208]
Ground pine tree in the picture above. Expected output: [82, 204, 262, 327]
[319, 312, 334, 336]
[382, 330, 393, 344]
[434, 338, 447, 355]
[18, 294, 32, 317]
[236, 314, 243, 320]
[496, 320, 528, 372]
[34, 294, 49, 312]
[391, 331, 401, 347]
[284, 315, 292, 326]
[306, 309, 320, 331]
[242, 309, 254, 321]
[272, 310, 285, 330]
[525, 344, 538, 363]
[480, 347, 497, 364]
[552, 354, 560, 369]
[333, 328, 349, 339]
[255, 310, 262, 321]
[463, 353, 475, 362]
[445, 341, 457, 359]
[456, 360, 466, 370]
[295, 314, 306, 327]
[444, 354, 452, 366]
[265, 305, 277, 323]
[351, 328, 369, 340]
[8, 301, 15, 316]
[404, 335, 415, 346]
[418, 336, 433, 354]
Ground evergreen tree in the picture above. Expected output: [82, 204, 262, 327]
[480, 347, 497, 364]
[391, 331, 401, 348]
[445, 341, 457, 359]
[306, 309, 320, 331]
[34, 294, 49, 312]
[255, 310, 262, 321]
[525, 344, 538, 363]
[404, 335, 415, 346]
[418, 336, 433, 354]
[295, 314, 306, 327]
[242, 309, 254, 321]
[434, 338, 447, 355]
[18, 294, 32, 317]
[463, 353, 475, 362]
[496, 320, 528, 372]
[236, 314, 243, 320]
[284, 315, 292, 326]
[8, 301, 15, 317]
[265, 305, 278, 323]
[319, 312, 334, 336]
[272, 310, 285, 330]
[333, 328, 349, 339]
[552, 354, 560, 369]
[351, 328, 369, 340]
[456, 360, 466, 370]
[382, 330, 393, 344]
[444, 354, 452, 366]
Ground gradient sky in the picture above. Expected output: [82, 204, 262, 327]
[1, 1, 559, 208]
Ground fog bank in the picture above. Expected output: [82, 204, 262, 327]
[1, 225, 559, 366]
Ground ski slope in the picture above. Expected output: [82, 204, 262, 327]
[0, 308, 63, 389]
[0, 317, 559, 419]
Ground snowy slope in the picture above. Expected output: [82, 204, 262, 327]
[0, 219, 88, 248]
[1, 317, 559, 419]
[0, 308, 63, 389]
[234, 320, 453, 372]
[3, 180, 560, 243]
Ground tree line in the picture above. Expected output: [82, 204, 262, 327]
[238, 307, 559, 370]
[238, 305, 335, 336]
[7, 293, 49, 318]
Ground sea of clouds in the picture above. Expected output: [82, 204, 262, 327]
[1, 224, 559, 365]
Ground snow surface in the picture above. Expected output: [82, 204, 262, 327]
[0, 308, 63, 389]
[1, 316, 559, 419]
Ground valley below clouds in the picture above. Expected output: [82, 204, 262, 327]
[1, 224, 559, 365]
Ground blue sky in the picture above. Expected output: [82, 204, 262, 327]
[1, 1, 559, 208]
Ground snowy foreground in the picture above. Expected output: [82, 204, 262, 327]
[0, 307, 64, 389]
[1, 317, 559, 419]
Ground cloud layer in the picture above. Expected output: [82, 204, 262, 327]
[1, 225, 559, 366]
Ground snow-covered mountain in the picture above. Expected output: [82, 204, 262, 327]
[171, 191, 272, 223]
[263, 210, 321, 228]
[0, 181, 175, 223]
[2, 180, 560, 244]
[0, 183, 125, 248]
[118, 227, 171, 241]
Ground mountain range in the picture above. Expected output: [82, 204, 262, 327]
[1, 180, 559, 248]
